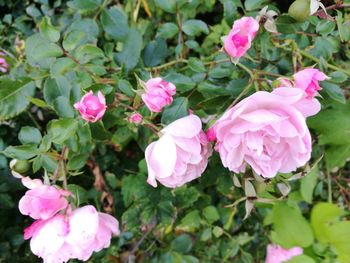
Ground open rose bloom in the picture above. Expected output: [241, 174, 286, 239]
[145, 115, 212, 188]
[224, 17, 259, 59]
[214, 87, 320, 178]
[74, 91, 107, 122]
[19, 184, 70, 220]
[265, 244, 303, 263]
[24, 205, 120, 263]
[142, 77, 176, 112]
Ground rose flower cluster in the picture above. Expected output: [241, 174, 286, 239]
[14, 173, 119, 263]
[13, 11, 328, 263]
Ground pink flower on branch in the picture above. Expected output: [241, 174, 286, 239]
[145, 115, 212, 188]
[224, 17, 259, 59]
[74, 91, 107, 122]
[141, 77, 176, 113]
[265, 244, 303, 263]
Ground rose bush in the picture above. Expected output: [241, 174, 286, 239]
[0, 0, 350, 262]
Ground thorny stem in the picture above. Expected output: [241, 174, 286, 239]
[316, 3, 350, 15]
[53, 146, 69, 190]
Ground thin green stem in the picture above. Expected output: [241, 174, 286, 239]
[145, 59, 188, 71]
[237, 62, 254, 78]
[327, 171, 332, 203]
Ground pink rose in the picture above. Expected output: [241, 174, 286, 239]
[19, 184, 70, 220]
[74, 91, 107, 122]
[214, 87, 320, 178]
[224, 17, 259, 59]
[141, 77, 176, 112]
[145, 115, 212, 188]
[293, 68, 329, 99]
[266, 244, 303, 263]
[128, 112, 143, 124]
[24, 205, 119, 263]
[206, 126, 217, 142]
[0, 52, 9, 73]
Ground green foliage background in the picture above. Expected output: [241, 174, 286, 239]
[0, 0, 350, 262]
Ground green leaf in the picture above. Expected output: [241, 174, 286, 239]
[74, 44, 105, 64]
[164, 73, 196, 92]
[182, 20, 209, 36]
[203, 206, 220, 224]
[0, 77, 36, 120]
[316, 20, 336, 36]
[336, 11, 350, 42]
[70, 0, 101, 11]
[276, 15, 302, 34]
[188, 57, 206, 73]
[300, 165, 318, 203]
[47, 118, 78, 144]
[311, 202, 346, 243]
[329, 71, 348, 83]
[321, 82, 346, 104]
[53, 96, 75, 118]
[118, 79, 135, 97]
[143, 38, 169, 67]
[171, 234, 193, 253]
[174, 186, 200, 209]
[286, 255, 315, 263]
[121, 174, 146, 206]
[25, 33, 63, 63]
[67, 184, 89, 205]
[101, 7, 129, 41]
[176, 210, 201, 232]
[114, 29, 142, 70]
[39, 17, 60, 42]
[3, 144, 39, 160]
[161, 97, 189, 125]
[67, 153, 89, 170]
[157, 23, 179, 39]
[272, 202, 314, 248]
[50, 57, 76, 77]
[63, 30, 88, 51]
[18, 127, 42, 145]
[244, 0, 268, 11]
[43, 77, 71, 105]
[154, 0, 177, 13]
[325, 144, 350, 171]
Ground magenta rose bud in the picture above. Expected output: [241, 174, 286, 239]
[145, 115, 212, 188]
[19, 183, 70, 220]
[128, 112, 143, 124]
[24, 205, 120, 263]
[141, 77, 176, 113]
[0, 52, 9, 73]
[206, 126, 217, 142]
[214, 87, 320, 178]
[224, 17, 259, 59]
[74, 91, 107, 122]
[293, 68, 329, 99]
[265, 244, 303, 263]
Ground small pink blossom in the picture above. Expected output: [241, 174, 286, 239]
[0, 52, 9, 73]
[214, 87, 320, 178]
[265, 244, 303, 263]
[206, 126, 217, 142]
[224, 17, 259, 59]
[74, 91, 107, 122]
[145, 115, 212, 188]
[24, 205, 120, 263]
[141, 77, 176, 112]
[128, 112, 143, 124]
[293, 68, 329, 99]
[19, 183, 70, 220]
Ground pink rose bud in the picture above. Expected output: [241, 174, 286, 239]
[265, 244, 303, 263]
[206, 126, 217, 142]
[145, 115, 212, 188]
[0, 52, 9, 73]
[74, 91, 107, 122]
[273, 77, 294, 89]
[293, 68, 329, 99]
[19, 182, 70, 220]
[128, 112, 143, 124]
[214, 87, 320, 178]
[141, 77, 176, 113]
[24, 205, 120, 263]
[224, 17, 259, 59]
